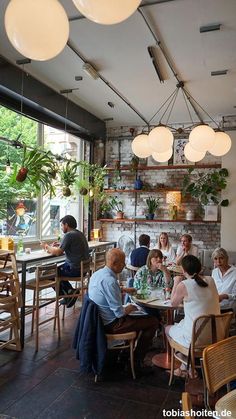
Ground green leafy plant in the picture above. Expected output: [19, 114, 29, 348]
[146, 196, 160, 214]
[13, 145, 56, 196]
[130, 154, 139, 172]
[109, 196, 124, 213]
[182, 168, 229, 206]
[60, 161, 78, 196]
[75, 162, 107, 203]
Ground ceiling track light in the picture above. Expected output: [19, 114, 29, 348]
[199, 23, 221, 33]
[108, 102, 114, 108]
[75, 76, 83, 81]
[211, 70, 228, 76]
[82, 62, 100, 80]
[147, 46, 164, 83]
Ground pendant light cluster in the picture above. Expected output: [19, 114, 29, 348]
[4, 0, 141, 61]
[131, 83, 232, 163]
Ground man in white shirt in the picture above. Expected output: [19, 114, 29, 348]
[211, 247, 236, 312]
[176, 234, 198, 266]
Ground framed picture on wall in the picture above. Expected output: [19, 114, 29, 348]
[173, 139, 189, 165]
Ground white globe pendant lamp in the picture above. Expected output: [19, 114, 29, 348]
[152, 148, 173, 163]
[5, 0, 69, 61]
[208, 130, 232, 157]
[189, 124, 215, 152]
[131, 134, 151, 158]
[184, 142, 206, 162]
[148, 126, 174, 153]
[72, 0, 142, 25]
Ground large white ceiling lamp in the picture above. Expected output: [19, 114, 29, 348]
[131, 134, 151, 158]
[208, 130, 232, 156]
[189, 124, 215, 152]
[148, 126, 174, 153]
[72, 0, 141, 25]
[184, 142, 206, 162]
[152, 149, 173, 163]
[5, 0, 69, 61]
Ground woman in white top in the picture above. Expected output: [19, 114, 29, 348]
[154, 232, 176, 264]
[166, 255, 220, 376]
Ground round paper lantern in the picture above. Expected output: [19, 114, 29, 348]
[148, 126, 174, 153]
[131, 134, 151, 158]
[184, 142, 206, 162]
[208, 131, 232, 156]
[72, 0, 141, 25]
[189, 124, 215, 152]
[152, 148, 173, 163]
[5, 0, 69, 61]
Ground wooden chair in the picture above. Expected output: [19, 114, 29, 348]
[25, 263, 60, 351]
[95, 331, 138, 382]
[168, 312, 233, 385]
[0, 260, 22, 351]
[202, 336, 236, 416]
[58, 258, 91, 319]
[91, 250, 106, 273]
[181, 392, 193, 419]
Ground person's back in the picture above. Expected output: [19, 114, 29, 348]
[61, 229, 89, 269]
[130, 234, 150, 267]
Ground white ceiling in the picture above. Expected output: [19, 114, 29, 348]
[0, 0, 236, 129]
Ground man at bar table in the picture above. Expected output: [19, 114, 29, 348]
[88, 248, 159, 374]
[42, 215, 89, 308]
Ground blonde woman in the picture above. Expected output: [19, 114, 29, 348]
[154, 232, 176, 264]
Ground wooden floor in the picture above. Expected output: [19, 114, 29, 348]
[0, 306, 186, 419]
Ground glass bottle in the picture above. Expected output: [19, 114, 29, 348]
[17, 234, 24, 255]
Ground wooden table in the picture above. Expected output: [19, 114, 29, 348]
[134, 296, 181, 369]
[16, 240, 116, 347]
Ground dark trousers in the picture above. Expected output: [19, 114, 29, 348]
[104, 315, 159, 361]
[58, 262, 81, 295]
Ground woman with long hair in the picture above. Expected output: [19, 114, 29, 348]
[154, 232, 176, 264]
[165, 255, 220, 376]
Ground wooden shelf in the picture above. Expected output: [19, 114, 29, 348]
[104, 188, 180, 193]
[99, 218, 220, 224]
[106, 164, 221, 172]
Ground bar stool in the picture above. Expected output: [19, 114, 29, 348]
[58, 258, 91, 319]
[91, 250, 106, 273]
[25, 263, 60, 351]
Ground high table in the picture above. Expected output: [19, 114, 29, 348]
[134, 296, 181, 369]
[16, 240, 116, 347]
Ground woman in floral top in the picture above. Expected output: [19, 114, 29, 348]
[133, 249, 172, 320]
[134, 249, 172, 291]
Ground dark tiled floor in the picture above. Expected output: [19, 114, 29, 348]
[0, 307, 188, 419]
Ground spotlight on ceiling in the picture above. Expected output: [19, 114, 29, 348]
[103, 118, 114, 121]
[199, 23, 221, 33]
[147, 46, 164, 83]
[75, 76, 83, 81]
[82, 62, 100, 80]
[108, 102, 114, 108]
[211, 70, 228, 76]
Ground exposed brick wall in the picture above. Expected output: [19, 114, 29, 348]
[95, 126, 221, 251]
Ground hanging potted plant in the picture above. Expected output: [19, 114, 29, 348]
[182, 168, 229, 220]
[13, 145, 56, 196]
[60, 161, 78, 197]
[146, 196, 159, 220]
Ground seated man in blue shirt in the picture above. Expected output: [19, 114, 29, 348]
[130, 234, 150, 267]
[88, 248, 159, 370]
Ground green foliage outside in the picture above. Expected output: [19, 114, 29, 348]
[0, 106, 38, 217]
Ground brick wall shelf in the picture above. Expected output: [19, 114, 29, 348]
[99, 218, 220, 224]
[104, 188, 181, 193]
[106, 164, 221, 172]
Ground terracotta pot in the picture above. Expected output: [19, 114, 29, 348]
[116, 211, 124, 219]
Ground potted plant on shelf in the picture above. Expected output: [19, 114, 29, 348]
[182, 168, 229, 220]
[146, 196, 159, 220]
[109, 196, 124, 219]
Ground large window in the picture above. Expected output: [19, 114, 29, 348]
[0, 106, 84, 242]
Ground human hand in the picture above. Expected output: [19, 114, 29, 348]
[40, 241, 47, 250]
[124, 304, 137, 315]
[52, 241, 60, 247]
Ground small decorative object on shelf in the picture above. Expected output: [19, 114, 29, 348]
[204, 204, 218, 221]
[166, 191, 181, 220]
[146, 197, 159, 220]
[186, 209, 195, 221]
[134, 176, 143, 190]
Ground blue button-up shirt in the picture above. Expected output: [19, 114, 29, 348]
[88, 266, 125, 325]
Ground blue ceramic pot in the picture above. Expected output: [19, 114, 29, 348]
[134, 176, 143, 190]
[146, 213, 154, 220]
